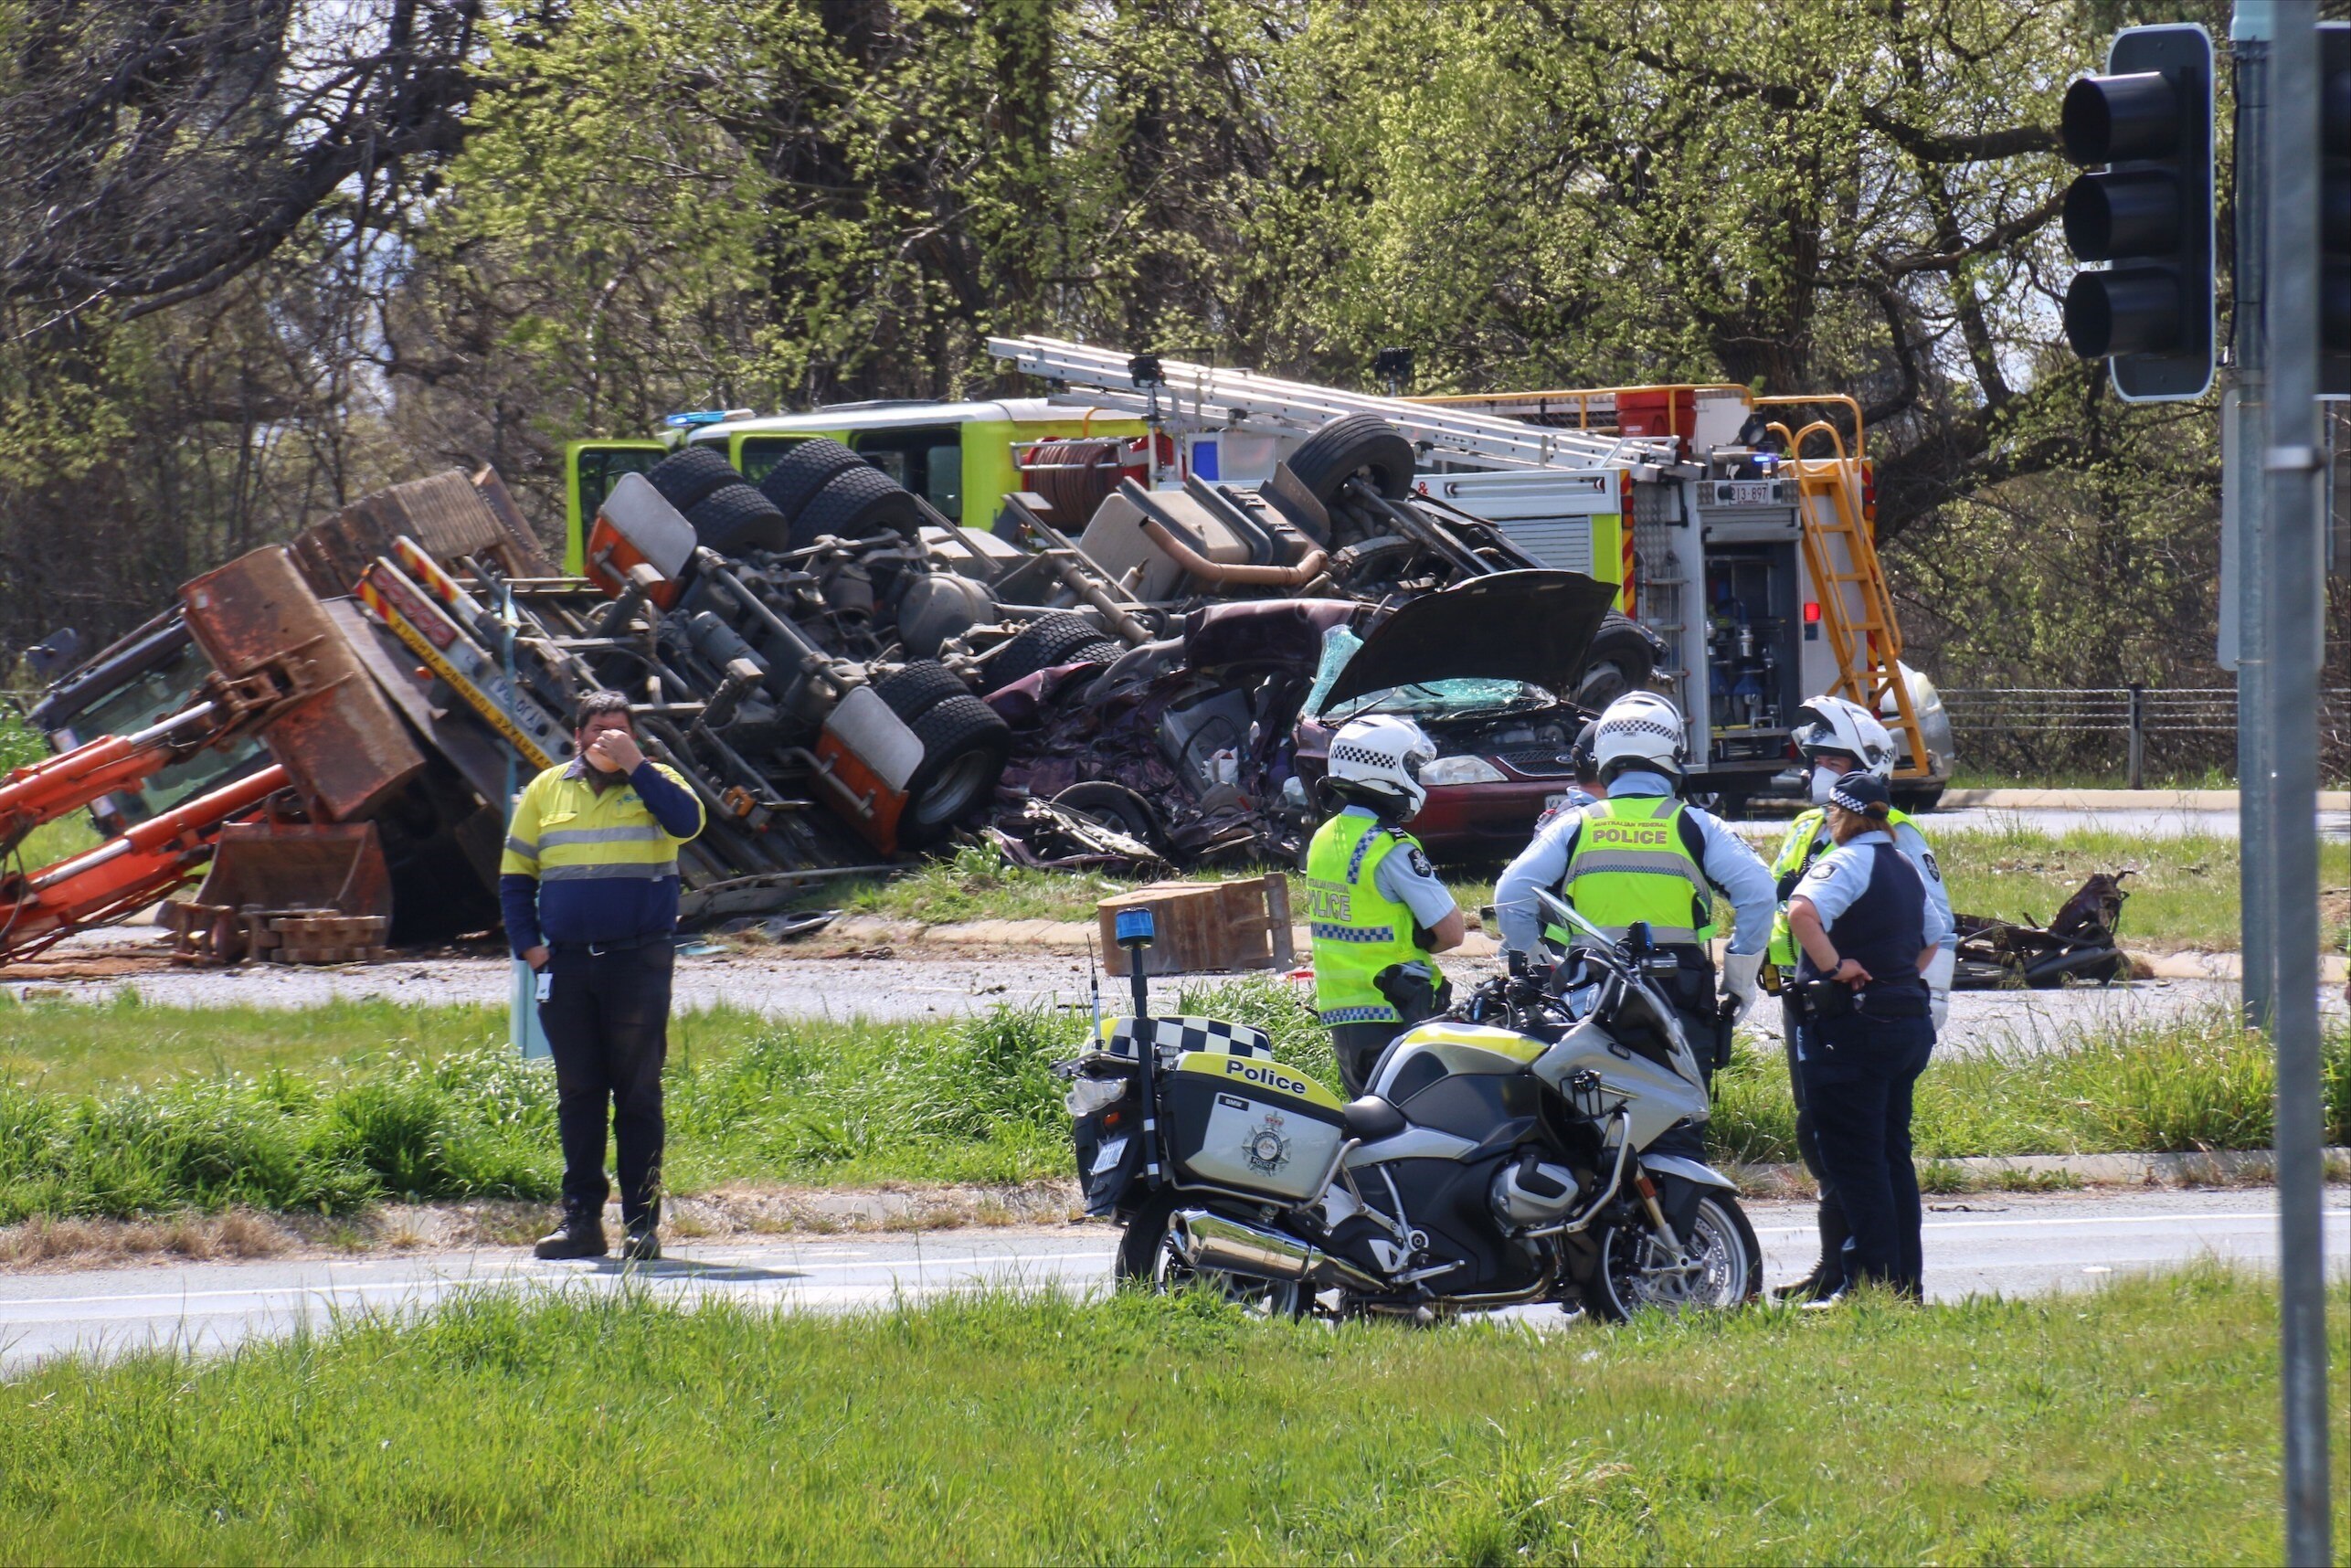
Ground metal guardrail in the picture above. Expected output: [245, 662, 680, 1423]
[1940, 686, 2351, 786]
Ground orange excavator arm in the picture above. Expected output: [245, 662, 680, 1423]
[0, 704, 228, 860]
[0, 762, 291, 962]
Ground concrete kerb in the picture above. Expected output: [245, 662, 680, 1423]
[1734, 1148, 2351, 1195]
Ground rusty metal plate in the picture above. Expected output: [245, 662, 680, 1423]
[180, 547, 426, 821]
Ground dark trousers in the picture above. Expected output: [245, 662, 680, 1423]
[539, 939, 675, 1228]
[1331, 1022, 1401, 1100]
[1643, 993, 1722, 1167]
[1782, 993, 1848, 1285]
[1796, 1011, 1933, 1296]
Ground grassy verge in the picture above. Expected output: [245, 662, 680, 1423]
[5, 1272, 2347, 1563]
[810, 827, 2337, 954]
[4, 982, 2346, 1224]
[1923, 823, 2349, 953]
[0, 980, 1336, 1223]
[1711, 1006, 2351, 1164]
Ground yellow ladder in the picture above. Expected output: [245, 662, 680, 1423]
[1770, 420, 1929, 779]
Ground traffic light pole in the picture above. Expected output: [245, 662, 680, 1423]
[2253, 0, 2333, 1560]
[2231, 12, 2275, 1027]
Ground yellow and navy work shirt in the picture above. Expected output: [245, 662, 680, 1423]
[499, 758, 704, 953]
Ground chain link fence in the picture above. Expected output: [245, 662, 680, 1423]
[1940, 687, 2351, 784]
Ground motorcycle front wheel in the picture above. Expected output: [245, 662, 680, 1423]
[1590, 1192, 1762, 1321]
[1115, 1190, 1308, 1320]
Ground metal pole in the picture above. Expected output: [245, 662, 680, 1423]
[2127, 682, 2146, 789]
[2233, 10, 2277, 1026]
[2259, 1, 2333, 1558]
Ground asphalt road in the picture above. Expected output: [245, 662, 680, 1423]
[5, 1189, 2341, 1374]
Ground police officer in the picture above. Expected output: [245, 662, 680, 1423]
[1494, 692, 1774, 1073]
[1765, 694, 1954, 1300]
[1785, 770, 1938, 1301]
[503, 691, 706, 1262]
[1304, 714, 1465, 1097]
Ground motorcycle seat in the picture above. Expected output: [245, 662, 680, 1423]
[1343, 1095, 1407, 1142]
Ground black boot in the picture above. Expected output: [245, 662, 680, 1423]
[534, 1203, 608, 1260]
[620, 1220, 661, 1263]
[1774, 1201, 1850, 1302]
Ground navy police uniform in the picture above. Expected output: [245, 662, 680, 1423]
[1790, 816, 1935, 1298]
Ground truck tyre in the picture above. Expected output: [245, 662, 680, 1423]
[899, 695, 1012, 845]
[873, 661, 972, 725]
[1066, 639, 1124, 668]
[790, 464, 924, 550]
[646, 446, 740, 514]
[1286, 414, 1416, 507]
[757, 438, 867, 524]
[686, 482, 791, 555]
[1890, 783, 1945, 813]
[983, 612, 1102, 692]
[1573, 615, 1659, 708]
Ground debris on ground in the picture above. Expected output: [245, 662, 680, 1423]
[1954, 871, 2135, 989]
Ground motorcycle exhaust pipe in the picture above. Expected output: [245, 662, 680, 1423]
[1173, 1210, 1387, 1294]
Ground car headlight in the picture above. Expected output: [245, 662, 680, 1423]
[1418, 755, 1508, 786]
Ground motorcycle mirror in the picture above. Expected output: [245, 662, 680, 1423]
[1533, 887, 1611, 949]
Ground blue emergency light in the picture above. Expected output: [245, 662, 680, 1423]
[662, 408, 754, 429]
[1115, 908, 1155, 948]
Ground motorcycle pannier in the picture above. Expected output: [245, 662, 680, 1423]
[1163, 1051, 1346, 1202]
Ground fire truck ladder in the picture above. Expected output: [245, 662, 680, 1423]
[1770, 420, 1929, 779]
[985, 337, 1679, 473]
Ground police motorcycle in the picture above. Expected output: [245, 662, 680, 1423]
[1060, 898, 1761, 1321]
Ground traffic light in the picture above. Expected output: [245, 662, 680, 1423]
[2059, 24, 2215, 402]
[2322, 23, 2348, 397]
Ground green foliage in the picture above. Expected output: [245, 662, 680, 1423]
[4, 1271, 2344, 1562]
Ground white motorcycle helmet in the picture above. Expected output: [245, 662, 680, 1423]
[1325, 714, 1438, 820]
[1591, 691, 1689, 783]
[1791, 694, 1898, 779]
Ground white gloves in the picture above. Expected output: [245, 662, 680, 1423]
[1924, 948, 1955, 1033]
[1720, 949, 1764, 1022]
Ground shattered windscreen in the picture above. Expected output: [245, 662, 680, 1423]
[1308, 624, 1555, 721]
[1326, 679, 1555, 721]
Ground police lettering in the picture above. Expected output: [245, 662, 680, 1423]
[1223, 1057, 1309, 1098]
[1302, 880, 1352, 922]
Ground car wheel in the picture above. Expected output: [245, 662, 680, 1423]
[1573, 618, 1658, 708]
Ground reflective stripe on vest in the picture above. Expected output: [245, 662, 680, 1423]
[1556, 795, 1713, 945]
[1768, 803, 1922, 969]
[1304, 812, 1424, 1026]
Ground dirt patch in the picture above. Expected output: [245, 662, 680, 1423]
[0, 1181, 1087, 1273]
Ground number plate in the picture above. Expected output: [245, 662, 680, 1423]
[1721, 480, 1774, 505]
[1543, 793, 1571, 811]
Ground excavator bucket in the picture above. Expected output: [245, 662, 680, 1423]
[164, 821, 394, 965]
[179, 546, 427, 821]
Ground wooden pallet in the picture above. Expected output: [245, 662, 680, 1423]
[259, 914, 392, 965]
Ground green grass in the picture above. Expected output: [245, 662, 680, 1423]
[814, 829, 2328, 954]
[0, 980, 1337, 1223]
[1, 982, 2341, 1224]
[1710, 1005, 2351, 1164]
[3, 1272, 2346, 1563]
[1925, 823, 2349, 952]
